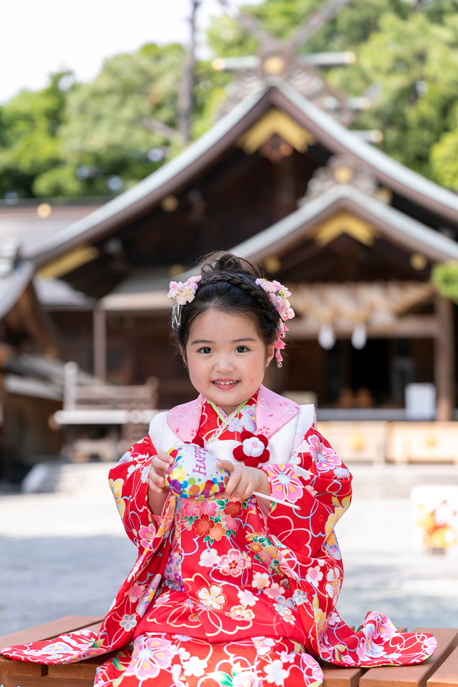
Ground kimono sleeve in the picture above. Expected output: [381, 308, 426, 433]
[108, 435, 158, 549]
[261, 427, 352, 559]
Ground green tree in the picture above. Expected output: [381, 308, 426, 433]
[38, 43, 186, 197]
[432, 262, 458, 302]
[0, 72, 70, 199]
[329, 11, 458, 180]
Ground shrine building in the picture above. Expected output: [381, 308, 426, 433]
[26, 77, 458, 452]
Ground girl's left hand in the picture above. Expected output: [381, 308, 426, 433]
[217, 460, 270, 501]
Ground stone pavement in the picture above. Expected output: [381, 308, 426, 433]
[1, 462, 458, 634]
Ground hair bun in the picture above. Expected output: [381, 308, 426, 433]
[199, 251, 261, 279]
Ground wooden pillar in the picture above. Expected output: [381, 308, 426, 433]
[93, 305, 107, 382]
[435, 294, 454, 421]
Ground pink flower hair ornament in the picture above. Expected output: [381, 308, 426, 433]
[167, 275, 295, 367]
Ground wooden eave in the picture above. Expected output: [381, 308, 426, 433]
[229, 184, 458, 266]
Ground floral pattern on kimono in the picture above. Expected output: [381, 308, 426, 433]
[1, 387, 437, 687]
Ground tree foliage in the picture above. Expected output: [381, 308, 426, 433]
[432, 262, 458, 303]
[2, 0, 458, 198]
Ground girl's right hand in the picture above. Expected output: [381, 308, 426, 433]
[148, 451, 174, 494]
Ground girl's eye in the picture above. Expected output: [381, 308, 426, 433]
[198, 347, 212, 354]
[235, 345, 250, 353]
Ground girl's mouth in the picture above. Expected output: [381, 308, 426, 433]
[212, 380, 240, 389]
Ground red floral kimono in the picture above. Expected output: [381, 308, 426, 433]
[2, 386, 436, 687]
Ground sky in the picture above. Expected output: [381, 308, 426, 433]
[0, 0, 261, 104]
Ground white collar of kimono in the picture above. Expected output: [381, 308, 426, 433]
[166, 384, 299, 443]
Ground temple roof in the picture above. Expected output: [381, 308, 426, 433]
[32, 79, 458, 270]
[229, 183, 458, 266]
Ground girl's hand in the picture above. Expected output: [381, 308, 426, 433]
[148, 451, 174, 494]
[217, 460, 270, 501]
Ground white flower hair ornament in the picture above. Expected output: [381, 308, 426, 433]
[167, 275, 295, 367]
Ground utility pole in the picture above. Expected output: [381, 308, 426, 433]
[178, 0, 202, 143]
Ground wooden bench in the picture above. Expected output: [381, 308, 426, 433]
[1, 617, 457, 687]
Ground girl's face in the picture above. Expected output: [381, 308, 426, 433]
[184, 308, 275, 416]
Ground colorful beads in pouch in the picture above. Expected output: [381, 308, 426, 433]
[165, 443, 229, 500]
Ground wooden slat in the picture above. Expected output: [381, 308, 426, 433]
[427, 644, 458, 687]
[0, 655, 47, 677]
[322, 663, 362, 687]
[48, 643, 132, 681]
[48, 653, 117, 681]
[0, 616, 103, 649]
[0, 617, 103, 680]
[360, 628, 458, 687]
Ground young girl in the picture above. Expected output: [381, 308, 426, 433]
[2, 253, 436, 686]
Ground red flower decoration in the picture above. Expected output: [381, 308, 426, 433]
[233, 430, 270, 468]
[224, 501, 243, 517]
[194, 514, 214, 536]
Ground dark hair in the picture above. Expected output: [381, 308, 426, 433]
[174, 252, 281, 351]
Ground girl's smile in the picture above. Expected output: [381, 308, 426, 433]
[184, 308, 275, 416]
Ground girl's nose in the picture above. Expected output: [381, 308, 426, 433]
[214, 354, 234, 372]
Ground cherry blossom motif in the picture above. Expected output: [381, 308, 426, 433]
[223, 515, 239, 531]
[305, 433, 341, 472]
[128, 583, 146, 603]
[325, 568, 341, 599]
[124, 636, 175, 680]
[209, 522, 226, 541]
[233, 430, 270, 468]
[171, 663, 187, 687]
[182, 655, 208, 677]
[274, 597, 296, 624]
[152, 591, 171, 608]
[263, 583, 285, 601]
[197, 584, 227, 610]
[252, 572, 270, 590]
[218, 549, 251, 576]
[237, 588, 258, 607]
[199, 500, 217, 517]
[182, 500, 201, 518]
[229, 605, 255, 621]
[263, 658, 289, 685]
[306, 565, 324, 587]
[194, 514, 215, 537]
[224, 500, 243, 517]
[199, 548, 220, 568]
[263, 465, 303, 503]
[251, 636, 276, 656]
[168, 275, 201, 305]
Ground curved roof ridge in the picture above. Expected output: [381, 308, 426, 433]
[276, 79, 458, 215]
[230, 183, 458, 263]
